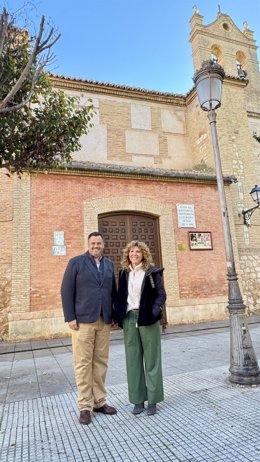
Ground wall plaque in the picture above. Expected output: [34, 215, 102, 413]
[177, 204, 196, 228]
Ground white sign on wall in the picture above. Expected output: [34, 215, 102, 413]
[53, 231, 65, 245]
[52, 231, 66, 256]
[177, 204, 196, 228]
[52, 245, 66, 256]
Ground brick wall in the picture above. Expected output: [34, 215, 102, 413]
[30, 172, 227, 312]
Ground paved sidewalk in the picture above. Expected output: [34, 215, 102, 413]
[1, 320, 260, 461]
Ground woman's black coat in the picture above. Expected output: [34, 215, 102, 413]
[115, 265, 166, 328]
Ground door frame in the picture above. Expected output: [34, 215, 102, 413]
[83, 195, 179, 312]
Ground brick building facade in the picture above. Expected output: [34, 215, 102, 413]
[1, 10, 260, 341]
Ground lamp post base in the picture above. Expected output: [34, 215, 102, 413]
[229, 309, 260, 385]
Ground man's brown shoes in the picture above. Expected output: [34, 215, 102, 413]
[93, 403, 117, 415]
[79, 404, 117, 424]
[79, 410, 92, 425]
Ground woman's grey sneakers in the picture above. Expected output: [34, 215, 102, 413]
[132, 403, 144, 414]
[147, 404, 156, 415]
[132, 403, 157, 415]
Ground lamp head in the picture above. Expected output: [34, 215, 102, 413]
[242, 185, 260, 226]
[193, 59, 225, 111]
[250, 185, 260, 205]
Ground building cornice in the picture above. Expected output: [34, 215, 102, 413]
[247, 110, 260, 119]
[50, 73, 247, 108]
[189, 29, 257, 50]
[49, 74, 186, 106]
[31, 161, 234, 185]
[224, 76, 248, 88]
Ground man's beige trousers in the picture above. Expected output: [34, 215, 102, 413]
[71, 317, 111, 411]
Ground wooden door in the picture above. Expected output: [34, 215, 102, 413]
[98, 212, 167, 328]
[98, 212, 161, 275]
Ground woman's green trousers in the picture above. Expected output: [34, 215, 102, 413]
[123, 310, 164, 405]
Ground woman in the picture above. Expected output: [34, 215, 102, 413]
[116, 240, 166, 416]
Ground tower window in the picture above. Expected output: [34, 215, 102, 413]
[223, 23, 230, 31]
[237, 62, 247, 79]
[236, 51, 247, 79]
[211, 45, 224, 67]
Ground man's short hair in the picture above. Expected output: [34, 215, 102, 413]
[88, 231, 104, 240]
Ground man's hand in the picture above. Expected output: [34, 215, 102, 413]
[68, 319, 79, 330]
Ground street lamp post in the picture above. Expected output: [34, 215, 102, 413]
[193, 60, 260, 385]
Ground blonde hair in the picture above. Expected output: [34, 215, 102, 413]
[121, 240, 154, 272]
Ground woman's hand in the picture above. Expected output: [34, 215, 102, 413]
[152, 305, 162, 318]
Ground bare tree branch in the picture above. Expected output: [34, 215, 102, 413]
[37, 25, 60, 53]
[0, 8, 8, 58]
[0, 7, 95, 175]
[0, 64, 43, 114]
[0, 11, 60, 111]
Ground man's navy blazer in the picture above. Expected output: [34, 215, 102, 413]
[61, 252, 117, 324]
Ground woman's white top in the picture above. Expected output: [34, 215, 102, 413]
[127, 263, 145, 313]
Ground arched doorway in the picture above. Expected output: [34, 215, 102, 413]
[84, 195, 178, 317]
[98, 211, 167, 328]
[98, 212, 162, 275]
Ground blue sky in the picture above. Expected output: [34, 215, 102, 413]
[3, 0, 260, 94]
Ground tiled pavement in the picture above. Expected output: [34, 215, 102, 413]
[1, 320, 260, 461]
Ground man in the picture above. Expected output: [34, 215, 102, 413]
[61, 231, 117, 425]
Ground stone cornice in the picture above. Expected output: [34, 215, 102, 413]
[50, 73, 247, 108]
[224, 76, 248, 88]
[247, 110, 260, 119]
[185, 87, 197, 105]
[49, 74, 186, 106]
[32, 162, 234, 185]
[189, 28, 257, 50]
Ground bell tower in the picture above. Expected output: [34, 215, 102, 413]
[189, 7, 260, 111]
[189, 6, 260, 316]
